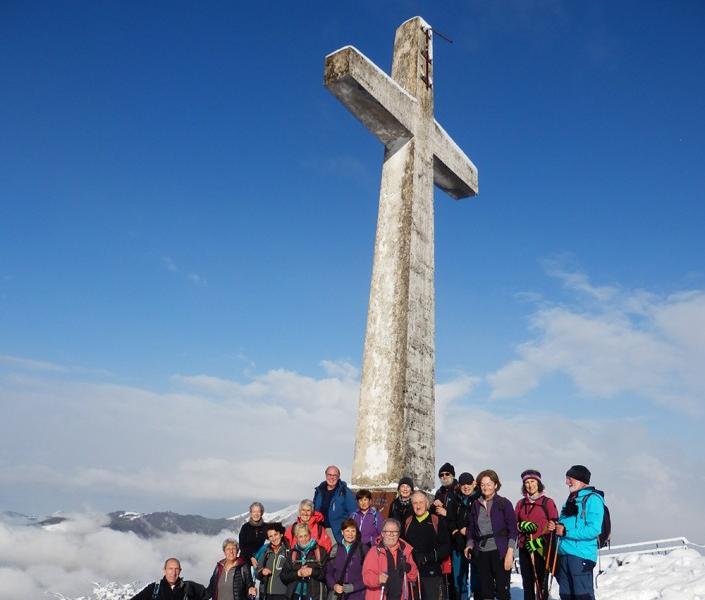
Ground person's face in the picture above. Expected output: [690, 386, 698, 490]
[325, 468, 340, 488]
[224, 544, 238, 561]
[267, 530, 283, 547]
[163, 560, 181, 585]
[250, 505, 263, 521]
[460, 482, 475, 496]
[399, 484, 412, 499]
[479, 476, 497, 499]
[439, 471, 454, 487]
[565, 476, 586, 493]
[342, 526, 357, 544]
[381, 526, 400, 548]
[411, 494, 427, 516]
[296, 530, 311, 546]
[299, 507, 312, 523]
[524, 478, 539, 496]
[357, 497, 371, 511]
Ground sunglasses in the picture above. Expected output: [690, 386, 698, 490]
[439, 472, 452, 477]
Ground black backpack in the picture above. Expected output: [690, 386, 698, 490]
[580, 489, 611, 548]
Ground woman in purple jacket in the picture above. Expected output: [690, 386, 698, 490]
[464, 470, 518, 600]
[351, 489, 383, 548]
[326, 519, 367, 600]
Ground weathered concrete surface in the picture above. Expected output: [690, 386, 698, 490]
[324, 17, 478, 492]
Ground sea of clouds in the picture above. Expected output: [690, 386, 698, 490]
[0, 513, 224, 599]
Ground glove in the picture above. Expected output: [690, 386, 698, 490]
[404, 563, 412, 573]
[343, 584, 354, 593]
[526, 537, 544, 555]
[519, 521, 538, 533]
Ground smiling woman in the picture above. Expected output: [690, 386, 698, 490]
[205, 538, 256, 600]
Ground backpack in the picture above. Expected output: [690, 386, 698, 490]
[291, 545, 323, 565]
[519, 496, 550, 521]
[403, 513, 439, 536]
[403, 513, 451, 574]
[580, 489, 611, 548]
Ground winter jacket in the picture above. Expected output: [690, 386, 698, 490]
[280, 540, 329, 600]
[351, 508, 383, 548]
[514, 493, 559, 549]
[432, 481, 458, 516]
[313, 480, 357, 544]
[362, 540, 418, 600]
[239, 520, 268, 563]
[325, 540, 366, 600]
[402, 513, 451, 578]
[446, 490, 480, 553]
[557, 487, 605, 563]
[466, 494, 518, 560]
[206, 558, 253, 600]
[387, 497, 413, 525]
[256, 542, 291, 599]
[130, 577, 206, 600]
[284, 511, 333, 553]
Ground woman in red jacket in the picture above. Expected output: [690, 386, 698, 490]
[514, 469, 559, 600]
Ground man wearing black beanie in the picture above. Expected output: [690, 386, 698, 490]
[432, 463, 457, 600]
[547, 465, 605, 600]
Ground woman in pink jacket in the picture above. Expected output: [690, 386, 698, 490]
[362, 519, 418, 600]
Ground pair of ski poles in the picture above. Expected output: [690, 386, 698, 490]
[534, 530, 561, 600]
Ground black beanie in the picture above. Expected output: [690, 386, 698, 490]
[438, 462, 455, 477]
[458, 472, 474, 486]
[566, 465, 591, 485]
[398, 476, 414, 490]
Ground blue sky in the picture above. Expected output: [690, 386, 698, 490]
[1, 1, 705, 542]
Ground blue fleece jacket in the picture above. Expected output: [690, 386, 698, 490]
[557, 487, 605, 562]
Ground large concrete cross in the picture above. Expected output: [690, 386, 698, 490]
[324, 16, 478, 491]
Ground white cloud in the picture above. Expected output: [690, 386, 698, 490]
[438, 397, 705, 544]
[320, 359, 359, 381]
[0, 354, 67, 373]
[488, 269, 705, 415]
[0, 514, 225, 599]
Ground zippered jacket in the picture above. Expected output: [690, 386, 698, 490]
[351, 508, 383, 547]
[557, 487, 605, 562]
[514, 493, 559, 548]
[314, 480, 357, 544]
[256, 541, 291, 599]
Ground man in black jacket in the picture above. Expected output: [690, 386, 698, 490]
[403, 492, 451, 600]
[130, 558, 206, 600]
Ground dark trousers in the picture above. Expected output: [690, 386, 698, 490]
[419, 574, 444, 600]
[556, 554, 596, 600]
[519, 548, 547, 600]
[473, 550, 510, 600]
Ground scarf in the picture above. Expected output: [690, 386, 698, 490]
[294, 539, 318, 598]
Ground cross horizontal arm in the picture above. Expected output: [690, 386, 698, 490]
[324, 46, 418, 152]
[432, 120, 478, 199]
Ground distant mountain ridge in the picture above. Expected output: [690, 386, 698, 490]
[1, 506, 299, 539]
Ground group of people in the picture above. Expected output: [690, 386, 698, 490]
[130, 463, 606, 600]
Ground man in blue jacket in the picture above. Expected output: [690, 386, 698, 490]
[313, 465, 357, 552]
[548, 465, 604, 600]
